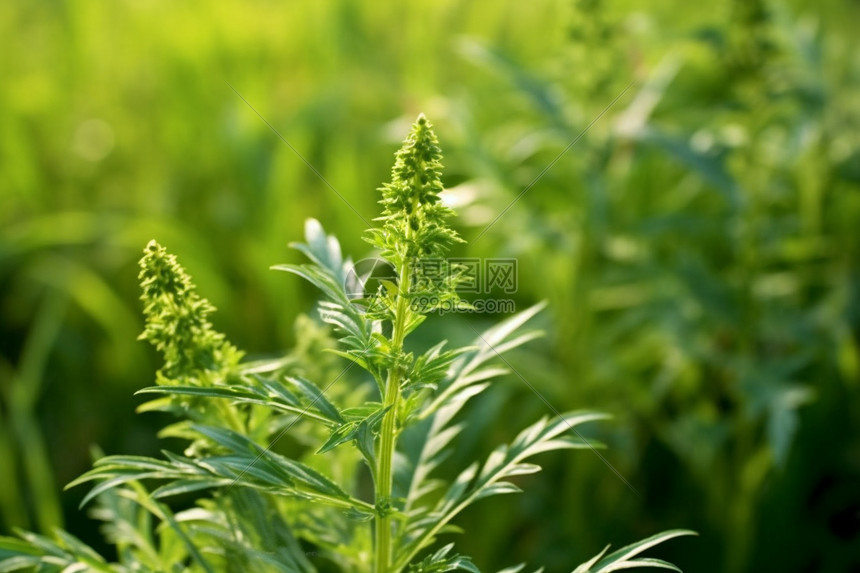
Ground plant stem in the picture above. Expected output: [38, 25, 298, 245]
[374, 260, 410, 573]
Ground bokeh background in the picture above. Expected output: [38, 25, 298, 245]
[2, 0, 860, 571]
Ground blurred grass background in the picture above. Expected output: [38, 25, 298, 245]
[2, 0, 859, 571]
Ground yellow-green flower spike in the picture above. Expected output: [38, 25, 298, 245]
[138, 240, 242, 384]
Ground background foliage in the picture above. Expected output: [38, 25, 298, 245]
[1, 0, 859, 571]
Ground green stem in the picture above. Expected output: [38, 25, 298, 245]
[375, 261, 411, 573]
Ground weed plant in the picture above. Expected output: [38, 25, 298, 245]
[0, 116, 692, 572]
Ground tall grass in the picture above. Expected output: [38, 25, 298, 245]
[1, 0, 858, 570]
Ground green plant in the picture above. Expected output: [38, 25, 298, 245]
[0, 116, 693, 572]
[449, 3, 860, 568]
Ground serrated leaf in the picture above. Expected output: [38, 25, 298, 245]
[472, 481, 522, 501]
[406, 543, 481, 573]
[317, 405, 389, 455]
[573, 530, 697, 573]
[396, 411, 607, 570]
[284, 376, 344, 423]
[136, 381, 336, 426]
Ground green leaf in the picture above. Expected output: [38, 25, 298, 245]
[191, 425, 349, 499]
[0, 530, 116, 573]
[284, 375, 344, 424]
[422, 302, 546, 421]
[66, 428, 374, 517]
[135, 377, 339, 426]
[396, 411, 608, 570]
[572, 530, 697, 573]
[0, 555, 41, 572]
[318, 405, 389, 455]
[407, 543, 481, 573]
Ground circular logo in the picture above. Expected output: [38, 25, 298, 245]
[344, 257, 397, 301]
